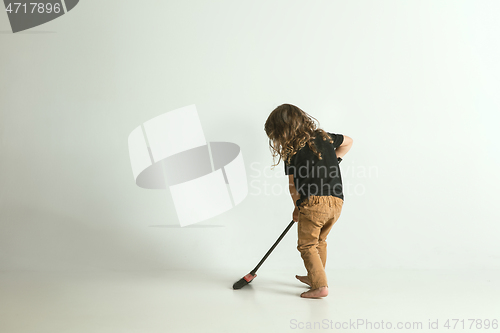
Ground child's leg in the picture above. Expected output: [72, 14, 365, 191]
[317, 197, 344, 268]
[297, 197, 330, 290]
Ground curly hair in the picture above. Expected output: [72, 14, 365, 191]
[264, 104, 333, 169]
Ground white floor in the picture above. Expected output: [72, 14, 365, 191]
[0, 269, 499, 333]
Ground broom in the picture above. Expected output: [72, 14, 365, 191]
[232, 220, 295, 289]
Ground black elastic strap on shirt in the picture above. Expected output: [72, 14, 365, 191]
[337, 157, 342, 164]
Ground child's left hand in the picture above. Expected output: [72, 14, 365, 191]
[293, 207, 299, 222]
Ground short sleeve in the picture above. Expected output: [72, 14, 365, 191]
[284, 155, 296, 175]
[327, 132, 344, 149]
[284, 160, 291, 175]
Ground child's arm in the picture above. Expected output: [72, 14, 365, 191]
[335, 135, 353, 158]
[289, 174, 300, 222]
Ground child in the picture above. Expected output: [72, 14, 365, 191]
[264, 104, 353, 298]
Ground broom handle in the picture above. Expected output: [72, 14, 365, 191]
[249, 220, 295, 275]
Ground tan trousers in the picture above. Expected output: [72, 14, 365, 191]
[297, 195, 343, 289]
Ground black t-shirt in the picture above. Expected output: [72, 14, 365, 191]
[284, 131, 344, 207]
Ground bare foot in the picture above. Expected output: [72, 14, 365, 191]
[300, 286, 328, 298]
[295, 275, 311, 287]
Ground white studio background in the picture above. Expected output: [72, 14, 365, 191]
[0, 0, 499, 273]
